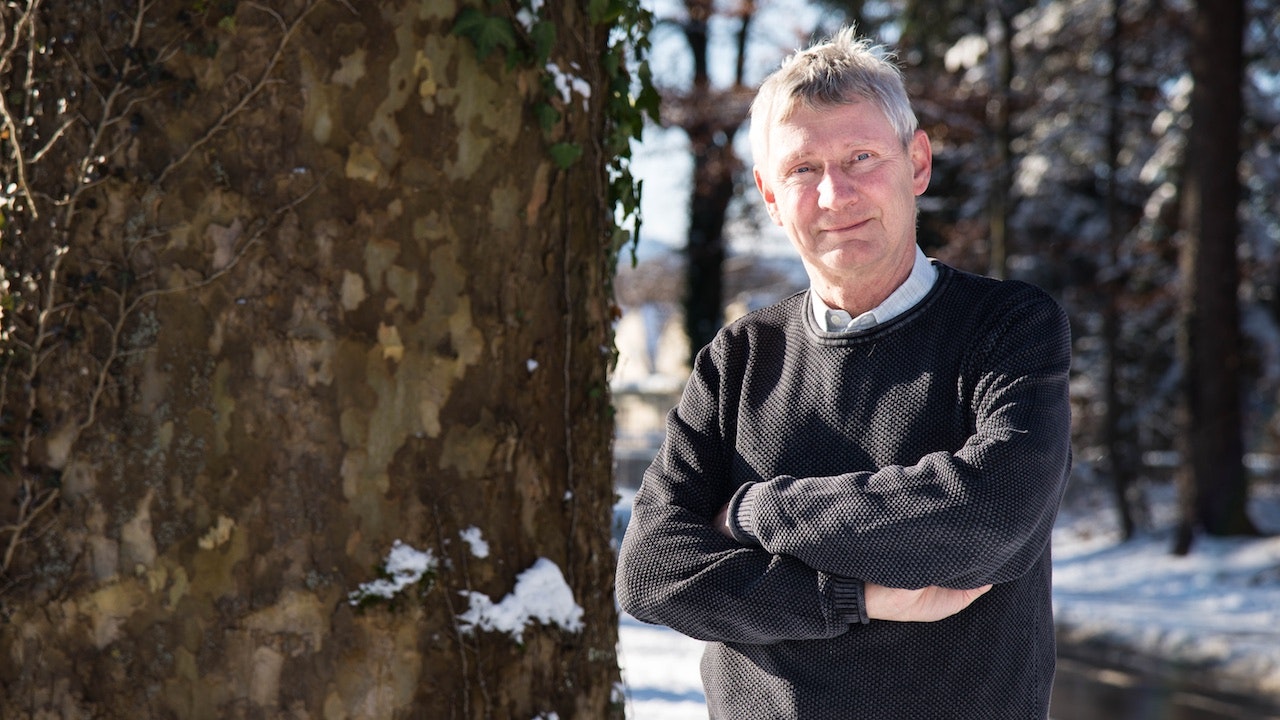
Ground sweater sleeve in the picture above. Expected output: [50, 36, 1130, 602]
[728, 289, 1072, 590]
[615, 332, 867, 644]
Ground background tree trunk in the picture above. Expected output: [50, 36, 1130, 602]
[1174, 0, 1258, 554]
[1103, 0, 1140, 539]
[671, 0, 752, 363]
[0, 1, 623, 717]
[984, 0, 1016, 281]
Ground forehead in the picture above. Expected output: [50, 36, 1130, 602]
[767, 101, 898, 162]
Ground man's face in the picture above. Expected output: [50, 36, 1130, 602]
[754, 101, 932, 295]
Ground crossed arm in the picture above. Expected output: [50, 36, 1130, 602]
[710, 504, 992, 622]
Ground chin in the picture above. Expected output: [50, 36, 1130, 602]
[819, 247, 884, 273]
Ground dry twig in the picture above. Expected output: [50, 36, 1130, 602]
[156, 0, 321, 184]
[1, 478, 59, 575]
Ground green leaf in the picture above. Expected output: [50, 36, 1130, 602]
[635, 62, 660, 121]
[535, 102, 561, 132]
[531, 21, 557, 66]
[549, 142, 583, 169]
[452, 7, 516, 60]
[587, 0, 610, 24]
[602, 48, 620, 77]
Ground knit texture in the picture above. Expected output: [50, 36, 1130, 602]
[615, 263, 1073, 720]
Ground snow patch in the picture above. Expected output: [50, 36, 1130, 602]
[348, 540, 436, 605]
[516, 0, 544, 31]
[459, 526, 490, 559]
[944, 34, 987, 73]
[458, 557, 584, 643]
[1015, 153, 1052, 195]
[547, 62, 591, 108]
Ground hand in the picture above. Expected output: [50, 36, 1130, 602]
[864, 582, 992, 622]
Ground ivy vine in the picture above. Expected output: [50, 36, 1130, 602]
[451, 0, 658, 260]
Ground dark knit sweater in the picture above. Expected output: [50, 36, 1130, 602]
[615, 263, 1073, 719]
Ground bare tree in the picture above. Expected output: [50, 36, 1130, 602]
[658, 0, 757, 362]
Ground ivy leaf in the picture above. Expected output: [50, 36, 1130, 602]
[535, 102, 561, 132]
[588, 0, 618, 24]
[530, 20, 557, 66]
[549, 142, 583, 169]
[452, 7, 516, 60]
[635, 61, 660, 121]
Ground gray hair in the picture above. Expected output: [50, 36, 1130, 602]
[749, 27, 919, 166]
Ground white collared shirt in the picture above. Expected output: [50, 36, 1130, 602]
[811, 246, 938, 333]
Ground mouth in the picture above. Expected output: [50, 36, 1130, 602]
[822, 218, 872, 234]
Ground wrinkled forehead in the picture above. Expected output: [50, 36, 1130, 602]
[774, 91, 857, 126]
[770, 94, 890, 140]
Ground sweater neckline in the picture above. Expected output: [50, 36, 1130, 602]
[802, 262, 953, 344]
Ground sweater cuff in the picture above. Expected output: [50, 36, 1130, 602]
[830, 576, 870, 625]
[726, 482, 761, 546]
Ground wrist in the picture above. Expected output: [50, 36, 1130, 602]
[830, 576, 870, 625]
[725, 482, 760, 545]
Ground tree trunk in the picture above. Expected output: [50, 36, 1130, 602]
[1104, 0, 1139, 540]
[676, 0, 749, 362]
[0, 1, 623, 717]
[985, 0, 1014, 281]
[1174, 0, 1258, 554]
[684, 131, 737, 359]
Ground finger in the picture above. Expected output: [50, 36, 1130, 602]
[969, 584, 993, 599]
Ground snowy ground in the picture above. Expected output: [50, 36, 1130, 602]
[613, 477, 1280, 719]
[1051, 478, 1280, 706]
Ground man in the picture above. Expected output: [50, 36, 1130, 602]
[615, 27, 1072, 720]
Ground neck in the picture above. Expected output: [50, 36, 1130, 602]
[810, 251, 916, 316]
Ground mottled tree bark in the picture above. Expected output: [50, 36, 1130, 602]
[0, 1, 622, 717]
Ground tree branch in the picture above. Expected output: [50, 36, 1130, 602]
[1, 479, 59, 575]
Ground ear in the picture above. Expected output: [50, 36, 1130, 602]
[753, 166, 783, 226]
[909, 129, 932, 196]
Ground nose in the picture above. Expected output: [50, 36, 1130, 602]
[817, 166, 858, 210]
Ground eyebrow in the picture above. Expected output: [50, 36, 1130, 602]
[775, 139, 891, 171]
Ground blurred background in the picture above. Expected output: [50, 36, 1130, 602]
[611, 0, 1280, 549]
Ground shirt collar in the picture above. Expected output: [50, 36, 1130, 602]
[811, 246, 938, 333]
